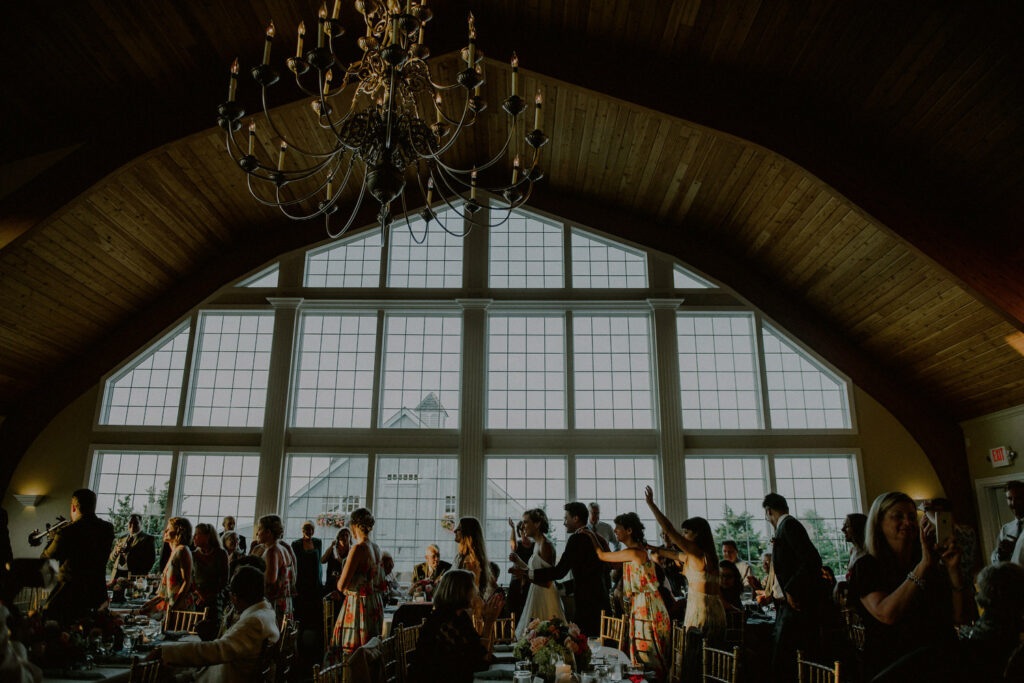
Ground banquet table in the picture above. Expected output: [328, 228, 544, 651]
[472, 645, 630, 683]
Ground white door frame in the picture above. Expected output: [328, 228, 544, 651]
[974, 472, 1020, 563]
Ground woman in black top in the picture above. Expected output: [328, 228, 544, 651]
[506, 517, 534, 620]
[291, 521, 323, 629]
[321, 527, 350, 595]
[849, 491, 970, 678]
[408, 569, 505, 683]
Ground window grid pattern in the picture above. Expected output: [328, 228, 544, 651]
[93, 451, 173, 525]
[283, 454, 368, 540]
[685, 456, 771, 564]
[178, 454, 259, 534]
[242, 266, 279, 288]
[374, 456, 458, 574]
[763, 326, 850, 429]
[487, 315, 566, 428]
[677, 314, 761, 429]
[293, 314, 378, 428]
[485, 457, 567, 575]
[103, 326, 190, 426]
[673, 266, 714, 289]
[570, 230, 647, 288]
[774, 455, 857, 573]
[489, 215, 563, 288]
[576, 456, 658, 542]
[305, 231, 382, 288]
[187, 313, 274, 427]
[380, 315, 462, 428]
[387, 214, 463, 288]
[573, 315, 654, 429]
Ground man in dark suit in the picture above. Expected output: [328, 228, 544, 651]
[109, 513, 157, 580]
[409, 543, 451, 596]
[762, 492, 828, 681]
[509, 502, 610, 637]
[39, 488, 115, 622]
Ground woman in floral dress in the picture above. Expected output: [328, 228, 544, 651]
[582, 511, 671, 678]
[141, 517, 196, 617]
[332, 507, 387, 655]
[257, 514, 295, 623]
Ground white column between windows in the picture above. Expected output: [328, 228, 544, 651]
[649, 298, 686, 523]
[253, 297, 302, 524]
[457, 298, 491, 519]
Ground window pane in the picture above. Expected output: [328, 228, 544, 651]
[240, 265, 279, 288]
[762, 324, 851, 429]
[684, 456, 770, 571]
[570, 229, 647, 288]
[673, 265, 714, 289]
[379, 314, 461, 428]
[387, 210, 463, 288]
[489, 213, 563, 288]
[92, 450, 172, 563]
[305, 230, 382, 287]
[774, 454, 858, 576]
[374, 456, 458, 574]
[102, 324, 189, 426]
[487, 314, 565, 428]
[292, 313, 378, 428]
[187, 313, 274, 427]
[485, 457, 568, 576]
[677, 313, 762, 429]
[576, 456, 658, 542]
[178, 453, 260, 542]
[573, 314, 654, 429]
[283, 455, 368, 543]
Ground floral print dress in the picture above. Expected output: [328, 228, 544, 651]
[158, 547, 197, 614]
[265, 546, 295, 623]
[331, 547, 386, 655]
[623, 558, 671, 678]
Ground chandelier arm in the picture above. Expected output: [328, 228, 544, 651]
[326, 172, 370, 239]
[259, 89, 340, 159]
[397, 192, 430, 245]
[423, 97, 475, 159]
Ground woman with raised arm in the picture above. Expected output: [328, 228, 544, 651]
[644, 485, 726, 642]
[581, 511, 670, 679]
[509, 509, 564, 637]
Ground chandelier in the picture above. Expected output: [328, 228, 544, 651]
[215, 0, 549, 243]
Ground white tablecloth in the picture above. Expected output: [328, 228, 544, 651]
[473, 646, 629, 682]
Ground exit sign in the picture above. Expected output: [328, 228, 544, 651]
[991, 446, 1011, 468]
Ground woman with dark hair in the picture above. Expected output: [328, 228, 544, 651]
[512, 508, 564, 637]
[644, 486, 726, 642]
[581, 510, 670, 678]
[718, 560, 744, 612]
[321, 527, 351, 594]
[849, 491, 970, 678]
[408, 569, 505, 683]
[291, 521, 323, 633]
[192, 522, 229, 621]
[505, 517, 534, 622]
[842, 513, 868, 579]
[453, 516, 494, 601]
[332, 507, 386, 656]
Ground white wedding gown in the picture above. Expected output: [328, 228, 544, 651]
[515, 548, 566, 638]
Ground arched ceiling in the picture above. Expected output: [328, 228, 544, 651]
[1, 1, 1022, 505]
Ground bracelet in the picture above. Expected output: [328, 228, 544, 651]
[905, 571, 926, 591]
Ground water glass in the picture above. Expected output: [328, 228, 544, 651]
[515, 660, 532, 672]
[512, 672, 532, 683]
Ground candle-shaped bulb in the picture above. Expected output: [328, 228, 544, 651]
[266, 21, 276, 37]
[319, 3, 328, 19]
[434, 93, 443, 123]
[331, 0, 341, 19]
[326, 178, 333, 199]
[277, 141, 288, 170]
[318, 3, 327, 46]
[248, 121, 256, 155]
[296, 21, 306, 57]
[466, 11, 476, 66]
[534, 91, 542, 130]
[262, 21, 275, 65]
[512, 154, 520, 184]
[228, 58, 239, 101]
[324, 69, 333, 95]
[510, 52, 519, 97]
[426, 176, 434, 204]
[470, 168, 478, 200]
[468, 11, 475, 38]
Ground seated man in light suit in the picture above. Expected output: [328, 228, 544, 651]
[145, 566, 279, 683]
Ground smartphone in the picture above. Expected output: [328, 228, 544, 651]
[928, 510, 954, 547]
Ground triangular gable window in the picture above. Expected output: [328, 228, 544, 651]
[570, 229, 647, 288]
[762, 324, 851, 429]
[673, 264, 715, 289]
[101, 323, 190, 425]
[305, 230, 382, 287]
[239, 264, 279, 288]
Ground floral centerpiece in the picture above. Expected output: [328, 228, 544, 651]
[513, 617, 590, 681]
[316, 512, 347, 528]
[21, 609, 124, 669]
[440, 514, 456, 533]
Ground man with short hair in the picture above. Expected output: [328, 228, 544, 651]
[220, 516, 247, 556]
[510, 501, 610, 636]
[38, 488, 115, 622]
[721, 539, 751, 583]
[410, 544, 451, 596]
[991, 481, 1024, 566]
[587, 502, 619, 551]
[109, 513, 157, 580]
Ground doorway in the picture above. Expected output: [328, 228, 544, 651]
[974, 472, 1021, 564]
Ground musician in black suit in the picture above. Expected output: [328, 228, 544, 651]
[39, 488, 115, 622]
[762, 492, 829, 681]
[409, 544, 451, 596]
[109, 513, 157, 580]
[509, 502, 610, 637]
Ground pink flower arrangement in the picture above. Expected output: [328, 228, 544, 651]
[513, 617, 591, 678]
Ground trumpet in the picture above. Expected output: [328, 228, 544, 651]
[27, 516, 71, 546]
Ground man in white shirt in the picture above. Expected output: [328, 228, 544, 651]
[587, 502, 619, 551]
[721, 539, 751, 583]
[147, 566, 280, 683]
[991, 480, 1024, 566]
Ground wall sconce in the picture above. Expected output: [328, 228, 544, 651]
[13, 494, 46, 508]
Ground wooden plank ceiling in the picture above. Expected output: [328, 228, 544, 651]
[0, 0, 1022, 430]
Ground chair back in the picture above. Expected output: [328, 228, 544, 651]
[380, 629, 404, 683]
[312, 657, 351, 683]
[397, 619, 424, 683]
[276, 618, 299, 683]
[724, 609, 744, 646]
[492, 613, 516, 644]
[128, 655, 161, 683]
[701, 642, 740, 683]
[324, 594, 338, 640]
[796, 650, 840, 683]
[599, 610, 626, 649]
[164, 607, 209, 634]
[669, 622, 686, 683]
[256, 638, 277, 682]
[849, 623, 865, 651]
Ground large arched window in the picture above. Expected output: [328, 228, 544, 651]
[90, 204, 862, 574]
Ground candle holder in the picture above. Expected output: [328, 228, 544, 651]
[503, 94, 526, 117]
[216, 102, 245, 132]
[525, 129, 549, 149]
[250, 64, 279, 87]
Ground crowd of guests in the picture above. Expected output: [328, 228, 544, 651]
[3, 479, 1024, 682]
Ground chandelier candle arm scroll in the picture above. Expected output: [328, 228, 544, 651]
[216, 0, 550, 243]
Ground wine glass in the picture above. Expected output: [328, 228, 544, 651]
[625, 664, 645, 682]
[589, 637, 602, 658]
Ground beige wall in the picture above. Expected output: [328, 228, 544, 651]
[963, 404, 1024, 482]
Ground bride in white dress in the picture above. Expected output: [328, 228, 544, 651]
[509, 508, 564, 638]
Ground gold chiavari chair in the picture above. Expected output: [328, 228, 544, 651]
[796, 650, 841, 683]
[256, 638, 277, 683]
[312, 657, 351, 683]
[324, 595, 339, 642]
[380, 629, 403, 683]
[128, 655, 161, 683]
[164, 607, 208, 634]
[397, 618, 424, 683]
[276, 616, 299, 683]
[669, 622, 686, 683]
[599, 610, 626, 650]
[849, 623, 865, 651]
[701, 642, 740, 683]
[724, 609, 744, 646]
[491, 613, 516, 644]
